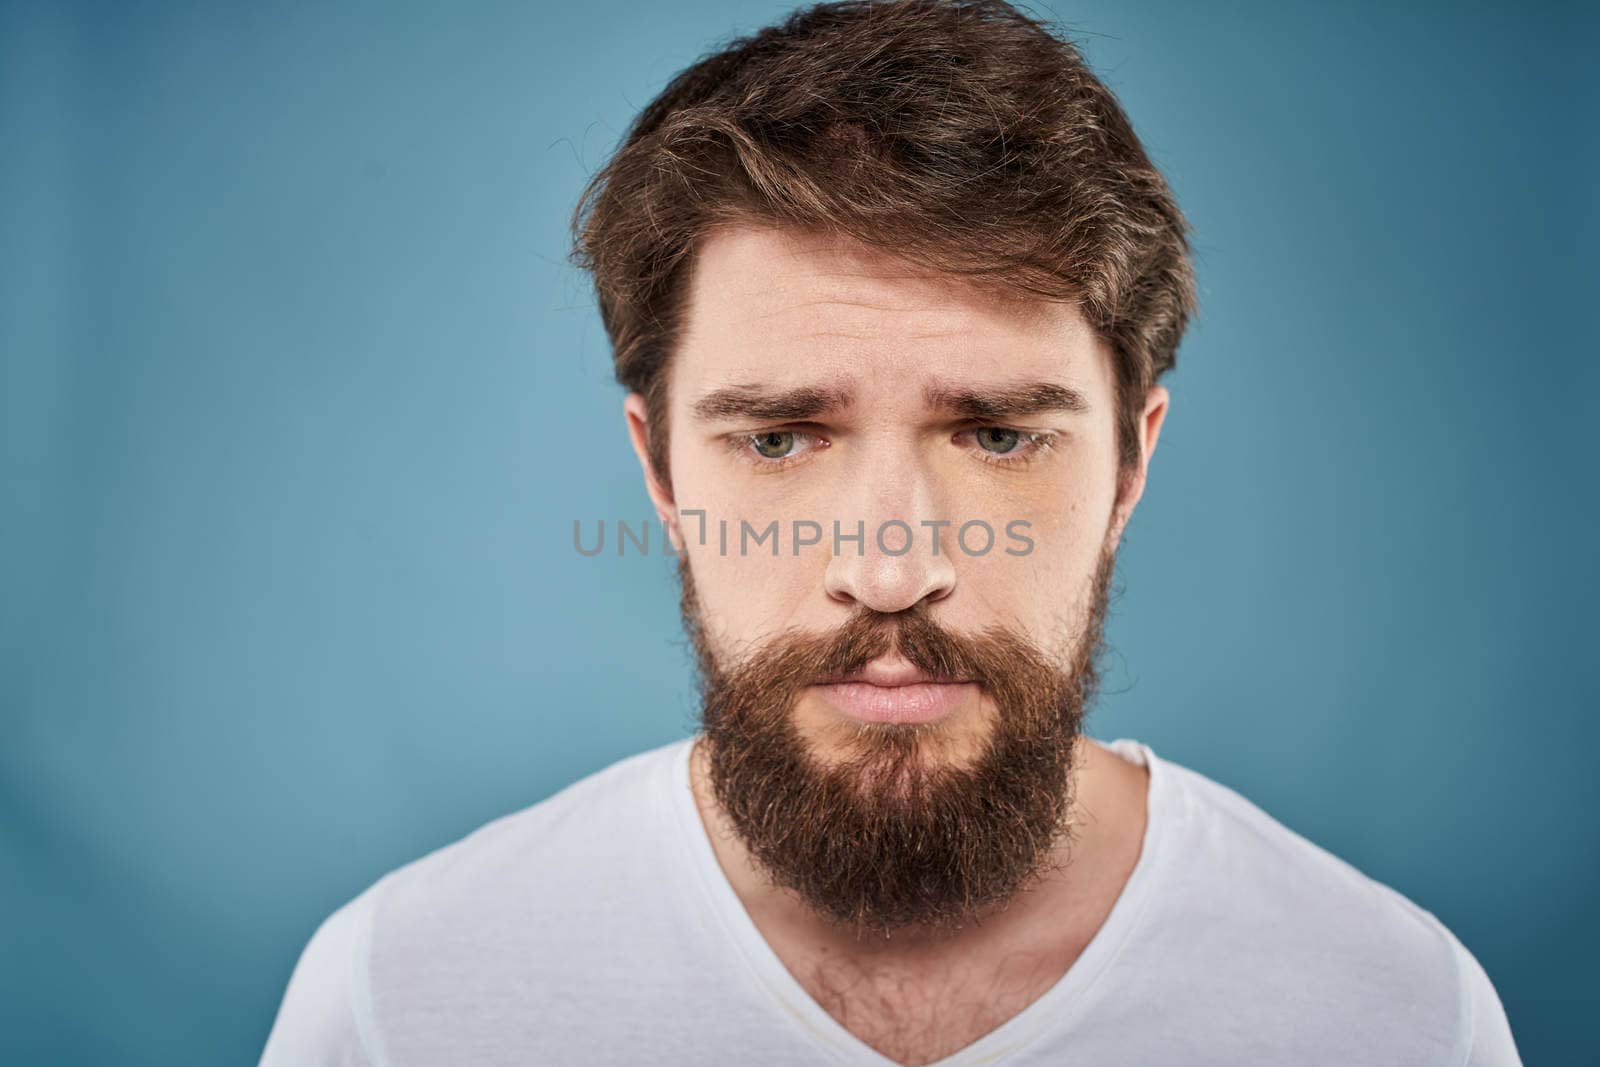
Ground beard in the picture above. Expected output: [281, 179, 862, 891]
[679, 542, 1119, 939]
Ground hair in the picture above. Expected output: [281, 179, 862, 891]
[571, 0, 1197, 500]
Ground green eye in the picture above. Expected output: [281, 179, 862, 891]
[752, 431, 796, 459]
[975, 427, 1022, 454]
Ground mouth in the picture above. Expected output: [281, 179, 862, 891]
[811, 656, 977, 725]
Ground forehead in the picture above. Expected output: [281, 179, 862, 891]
[674, 225, 1111, 398]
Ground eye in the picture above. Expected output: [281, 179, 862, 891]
[727, 428, 825, 468]
[958, 426, 1059, 467]
[974, 427, 1022, 455]
[752, 430, 799, 459]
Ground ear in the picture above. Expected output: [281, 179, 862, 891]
[1109, 383, 1169, 545]
[624, 392, 681, 550]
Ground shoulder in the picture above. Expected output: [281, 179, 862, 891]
[380, 736, 688, 913]
[257, 882, 383, 1066]
[1155, 751, 1447, 935]
[1122, 744, 1521, 1065]
[257, 737, 693, 1066]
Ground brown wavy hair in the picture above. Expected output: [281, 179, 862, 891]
[571, 0, 1198, 499]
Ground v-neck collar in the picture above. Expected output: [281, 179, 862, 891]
[663, 733, 1175, 1066]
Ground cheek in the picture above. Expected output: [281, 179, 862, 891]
[672, 458, 824, 591]
[957, 488, 1110, 633]
[680, 533, 820, 650]
[955, 548, 1069, 631]
[1017, 493, 1110, 571]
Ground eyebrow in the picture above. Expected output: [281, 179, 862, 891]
[688, 378, 1091, 423]
[923, 380, 1091, 419]
[691, 384, 854, 422]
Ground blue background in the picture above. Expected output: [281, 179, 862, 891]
[3, 1, 1595, 1063]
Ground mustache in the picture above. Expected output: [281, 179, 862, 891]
[716, 606, 1025, 696]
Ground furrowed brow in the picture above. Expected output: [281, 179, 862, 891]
[690, 385, 853, 422]
[924, 380, 1091, 420]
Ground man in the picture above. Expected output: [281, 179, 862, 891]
[260, 1, 1521, 1064]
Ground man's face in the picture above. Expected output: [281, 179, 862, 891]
[625, 224, 1165, 934]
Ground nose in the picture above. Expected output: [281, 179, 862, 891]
[824, 523, 957, 613]
[822, 455, 957, 614]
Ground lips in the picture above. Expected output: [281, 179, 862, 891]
[811, 656, 977, 724]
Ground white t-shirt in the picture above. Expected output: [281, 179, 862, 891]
[258, 736, 1521, 1066]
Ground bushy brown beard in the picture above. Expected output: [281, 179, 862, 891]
[680, 547, 1117, 939]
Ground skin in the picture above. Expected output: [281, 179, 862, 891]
[624, 224, 1169, 1064]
